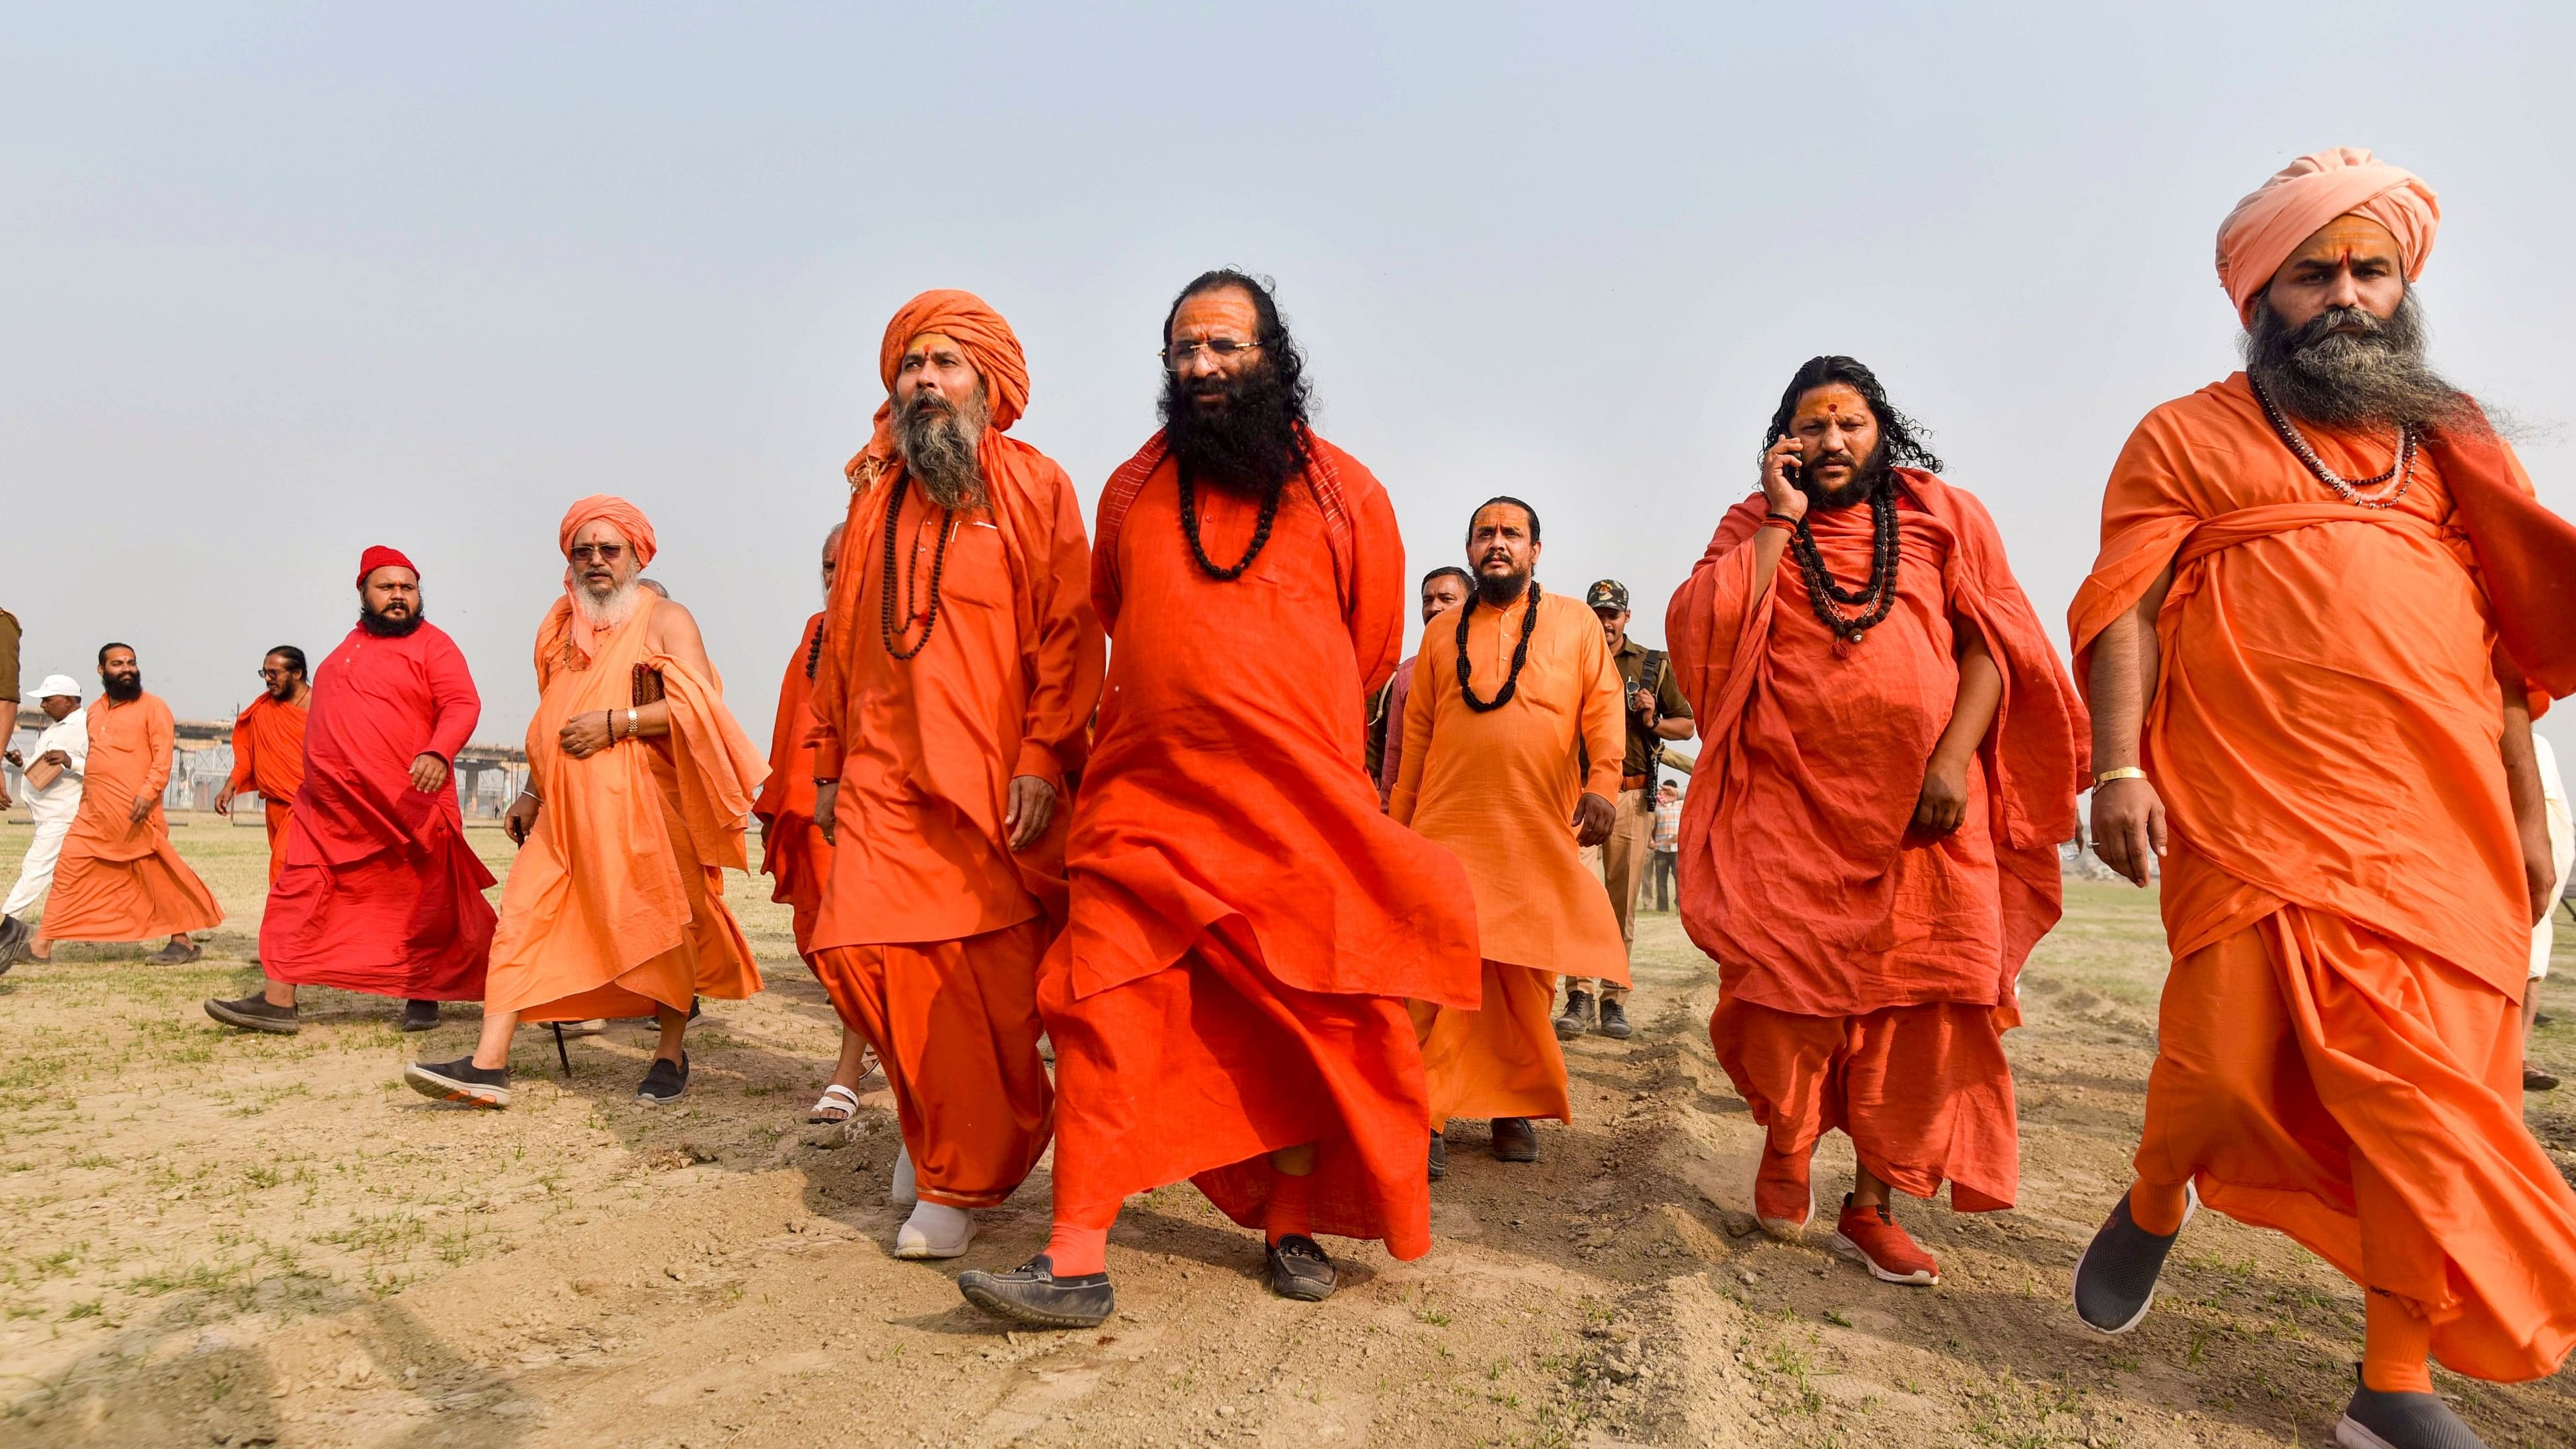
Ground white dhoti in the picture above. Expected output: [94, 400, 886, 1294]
[3, 814, 71, 916]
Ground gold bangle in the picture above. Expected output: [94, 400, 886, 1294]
[2093, 766, 2147, 787]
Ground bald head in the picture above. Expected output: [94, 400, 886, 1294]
[822, 522, 846, 597]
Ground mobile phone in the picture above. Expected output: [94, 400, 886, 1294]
[1782, 457, 1805, 485]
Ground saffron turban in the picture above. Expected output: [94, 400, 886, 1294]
[557, 495, 659, 567]
[356, 545, 418, 588]
[847, 289, 1029, 485]
[2216, 148, 2440, 324]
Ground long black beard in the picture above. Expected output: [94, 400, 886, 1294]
[1796, 445, 1895, 512]
[102, 674, 142, 703]
[2244, 292, 2469, 432]
[1161, 360, 1308, 496]
[894, 390, 988, 510]
[360, 607, 425, 638]
[1474, 564, 1531, 607]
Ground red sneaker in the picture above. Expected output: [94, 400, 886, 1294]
[1753, 1141, 1814, 1240]
[1830, 1195, 1939, 1286]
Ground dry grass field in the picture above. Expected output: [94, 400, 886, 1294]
[0, 814, 2570, 1447]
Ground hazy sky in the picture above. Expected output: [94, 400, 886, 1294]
[8, 4, 2573, 752]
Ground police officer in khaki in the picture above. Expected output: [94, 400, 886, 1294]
[1560, 579, 1692, 1039]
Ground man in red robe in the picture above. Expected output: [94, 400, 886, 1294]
[216, 646, 309, 886]
[1666, 356, 2085, 1288]
[206, 548, 494, 1035]
[959, 270, 1479, 1327]
[751, 522, 878, 1125]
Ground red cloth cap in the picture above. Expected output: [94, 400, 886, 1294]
[358, 545, 419, 588]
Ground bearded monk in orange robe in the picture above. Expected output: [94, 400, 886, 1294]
[2070, 151, 2576, 1446]
[1667, 357, 2084, 1290]
[751, 523, 877, 1125]
[218, 647, 310, 884]
[959, 270, 1479, 1328]
[28, 644, 224, 964]
[802, 289, 1106, 1263]
[1391, 497, 1625, 1171]
[403, 495, 767, 1110]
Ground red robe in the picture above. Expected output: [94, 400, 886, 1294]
[751, 612, 832, 956]
[1041, 431, 1481, 1258]
[227, 695, 308, 884]
[260, 623, 495, 1000]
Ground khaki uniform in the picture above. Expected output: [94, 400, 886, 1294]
[1571, 638, 1690, 1005]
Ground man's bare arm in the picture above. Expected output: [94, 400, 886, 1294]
[2088, 563, 2177, 886]
[2496, 659, 2555, 926]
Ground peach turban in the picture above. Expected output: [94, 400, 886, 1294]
[846, 288, 1029, 487]
[556, 494, 659, 663]
[2215, 148, 2440, 324]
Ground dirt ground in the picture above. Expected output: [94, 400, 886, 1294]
[0, 814, 2571, 1448]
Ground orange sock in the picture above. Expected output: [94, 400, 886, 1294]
[2128, 1177, 2189, 1237]
[2362, 1290, 2433, 1394]
[1044, 1222, 1109, 1277]
[1266, 1164, 1315, 1245]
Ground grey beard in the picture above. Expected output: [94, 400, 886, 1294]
[2244, 290, 2471, 432]
[575, 578, 640, 631]
[894, 392, 989, 510]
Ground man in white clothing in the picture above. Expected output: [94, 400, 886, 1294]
[2524, 736, 2572, 1092]
[2, 675, 89, 960]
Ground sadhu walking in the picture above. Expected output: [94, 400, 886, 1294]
[215, 644, 308, 886]
[2068, 149, 2576, 1449]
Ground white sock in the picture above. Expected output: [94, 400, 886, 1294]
[894, 1200, 974, 1258]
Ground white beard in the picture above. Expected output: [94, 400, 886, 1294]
[575, 578, 641, 631]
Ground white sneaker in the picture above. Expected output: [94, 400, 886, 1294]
[890, 1142, 917, 1206]
[894, 1201, 975, 1260]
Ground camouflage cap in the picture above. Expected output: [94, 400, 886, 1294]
[1585, 579, 1630, 612]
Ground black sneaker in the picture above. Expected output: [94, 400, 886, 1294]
[637, 1053, 689, 1105]
[2336, 1364, 2489, 1448]
[1427, 1131, 1447, 1181]
[2073, 1186, 2194, 1334]
[404, 1055, 511, 1109]
[1490, 1117, 1538, 1163]
[1597, 998, 1633, 1039]
[1264, 1235, 1338, 1302]
[958, 1255, 1115, 1328]
[205, 993, 300, 1035]
[1553, 989, 1594, 1041]
[400, 1000, 441, 1032]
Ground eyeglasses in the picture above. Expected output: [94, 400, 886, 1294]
[569, 543, 627, 563]
[1161, 338, 1262, 370]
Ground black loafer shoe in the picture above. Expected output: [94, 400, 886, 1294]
[205, 993, 301, 1035]
[1490, 1117, 1539, 1163]
[400, 999, 441, 1032]
[1265, 1235, 1338, 1302]
[404, 1055, 511, 1108]
[2336, 1364, 2490, 1448]
[1427, 1131, 1447, 1181]
[958, 1255, 1115, 1328]
[1597, 999, 1633, 1039]
[2073, 1187, 2193, 1334]
[637, 1053, 689, 1105]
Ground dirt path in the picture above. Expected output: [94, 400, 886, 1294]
[1, 817, 2570, 1446]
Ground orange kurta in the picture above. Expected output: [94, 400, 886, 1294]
[41, 693, 224, 942]
[750, 613, 831, 956]
[227, 693, 308, 884]
[2069, 374, 2576, 1381]
[1667, 470, 2083, 1211]
[803, 432, 1105, 1208]
[485, 593, 768, 1021]
[1392, 587, 1625, 1127]
[1043, 432, 1481, 1257]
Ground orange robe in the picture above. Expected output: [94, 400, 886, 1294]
[750, 613, 831, 957]
[227, 695, 308, 884]
[1391, 587, 1626, 1128]
[41, 693, 224, 942]
[1668, 470, 2083, 1211]
[2069, 374, 2576, 1381]
[484, 593, 768, 1021]
[1041, 432, 1481, 1257]
[802, 439, 1105, 1210]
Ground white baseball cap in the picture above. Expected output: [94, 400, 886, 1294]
[29, 674, 83, 701]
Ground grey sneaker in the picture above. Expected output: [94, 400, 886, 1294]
[1553, 989, 1594, 1041]
[2336, 1365, 2489, 1448]
[2073, 1185, 2195, 1334]
[404, 1055, 511, 1109]
[1597, 998, 1633, 1039]
[400, 1000, 441, 1032]
[959, 1255, 1114, 1328]
[205, 993, 301, 1035]
[146, 938, 204, 966]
